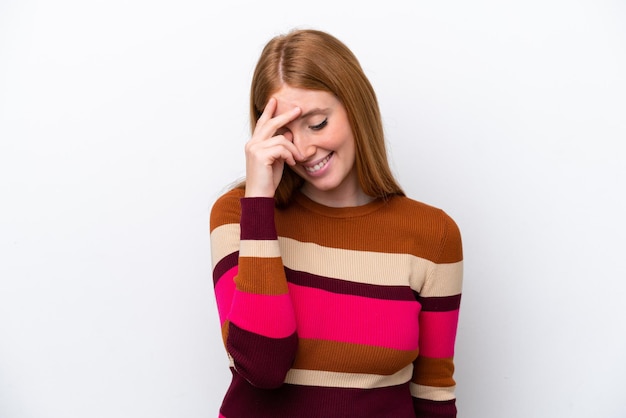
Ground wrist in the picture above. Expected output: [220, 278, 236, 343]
[244, 185, 275, 198]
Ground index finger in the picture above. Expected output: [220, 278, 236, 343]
[257, 97, 278, 123]
[257, 98, 302, 134]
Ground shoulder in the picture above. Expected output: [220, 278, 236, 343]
[209, 187, 245, 232]
[387, 195, 462, 263]
[387, 195, 457, 225]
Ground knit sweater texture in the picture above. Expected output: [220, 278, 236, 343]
[209, 187, 463, 418]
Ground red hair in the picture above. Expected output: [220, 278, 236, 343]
[246, 29, 404, 207]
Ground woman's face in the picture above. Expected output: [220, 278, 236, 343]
[272, 85, 369, 207]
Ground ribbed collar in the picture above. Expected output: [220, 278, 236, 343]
[292, 192, 389, 218]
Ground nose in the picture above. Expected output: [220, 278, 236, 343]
[292, 133, 316, 162]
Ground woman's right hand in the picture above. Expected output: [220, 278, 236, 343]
[244, 97, 303, 198]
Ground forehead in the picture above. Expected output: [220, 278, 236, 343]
[272, 86, 338, 115]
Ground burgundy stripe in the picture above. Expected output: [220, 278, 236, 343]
[221, 373, 416, 418]
[240, 197, 277, 240]
[412, 397, 457, 417]
[286, 268, 416, 301]
[213, 252, 238, 286]
[417, 294, 462, 312]
[227, 322, 298, 389]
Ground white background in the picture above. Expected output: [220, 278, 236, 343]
[1, 1, 625, 417]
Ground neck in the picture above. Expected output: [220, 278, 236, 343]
[300, 185, 374, 208]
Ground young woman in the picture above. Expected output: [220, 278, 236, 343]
[209, 29, 463, 418]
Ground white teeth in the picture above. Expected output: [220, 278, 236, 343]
[305, 154, 332, 173]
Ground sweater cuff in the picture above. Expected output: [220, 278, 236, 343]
[240, 197, 277, 240]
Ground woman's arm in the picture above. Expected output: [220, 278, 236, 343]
[411, 211, 463, 418]
[210, 189, 298, 388]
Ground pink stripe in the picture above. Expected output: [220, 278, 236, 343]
[418, 310, 460, 358]
[228, 290, 296, 338]
[288, 283, 419, 351]
[219, 414, 226, 418]
[214, 266, 237, 325]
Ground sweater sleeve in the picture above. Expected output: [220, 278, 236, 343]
[209, 189, 298, 389]
[411, 211, 463, 418]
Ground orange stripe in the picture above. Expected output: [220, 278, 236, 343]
[293, 338, 418, 375]
[276, 194, 462, 263]
[221, 320, 229, 346]
[210, 188, 244, 232]
[236, 256, 288, 294]
[412, 356, 456, 387]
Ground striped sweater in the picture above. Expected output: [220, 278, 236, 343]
[209, 187, 463, 418]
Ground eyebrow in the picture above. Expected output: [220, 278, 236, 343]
[298, 108, 330, 120]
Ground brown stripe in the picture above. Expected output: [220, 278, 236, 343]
[221, 320, 229, 347]
[212, 189, 462, 264]
[236, 256, 289, 295]
[293, 338, 418, 376]
[210, 188, 243, 232]
[277, 194, 462, 263]
[437, 215, 463, 263]
[412, 356, 456, 387]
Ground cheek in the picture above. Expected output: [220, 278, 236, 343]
[328, 127, 353, 150]
[338, 130, 356, 154]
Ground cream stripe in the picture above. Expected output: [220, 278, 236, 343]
[211, 228, 462, 296]
[239, 240, 281, 258]
[279, 237, 423, 287]
[410, 382, 456, 401]
[210, 223, 240, 268]
[284, 363, 413, 389]
[279, 237, 462, 296]
[422, 261, 463, 297]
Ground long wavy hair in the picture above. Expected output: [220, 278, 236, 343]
[244, 29, 404, 207]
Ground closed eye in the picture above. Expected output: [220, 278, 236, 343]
[309, 118, 328, 131]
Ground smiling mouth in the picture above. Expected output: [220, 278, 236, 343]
[304, 152, 333, 173]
